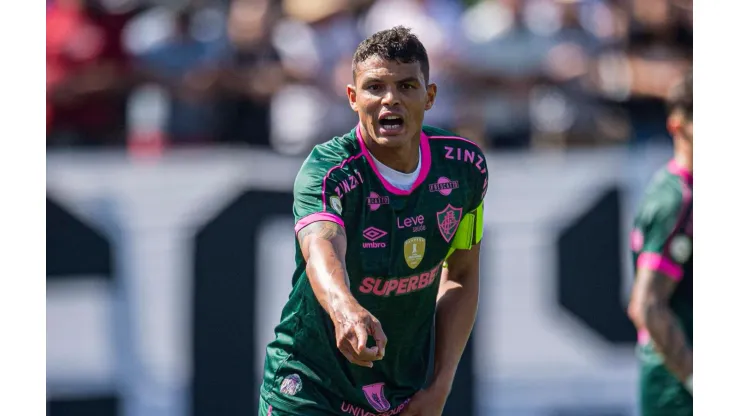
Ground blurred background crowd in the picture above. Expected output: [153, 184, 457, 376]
[46, 0, 692, 155]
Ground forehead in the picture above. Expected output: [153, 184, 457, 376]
[354, 56, 424, 82]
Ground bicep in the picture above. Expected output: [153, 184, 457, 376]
[441, 242, 481, 285]
[442, 197, 485, 286]
[293, 160, 347, 261]
[297, 220, 348, 265]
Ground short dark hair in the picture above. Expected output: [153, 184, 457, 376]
[667, 70, 692, 118]
[352, 26, 430, 85]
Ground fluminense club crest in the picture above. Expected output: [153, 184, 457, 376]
[436, 204, 463, 243]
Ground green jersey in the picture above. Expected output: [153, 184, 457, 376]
[631, 159, 693, 415]
[260, 125, 488, 415]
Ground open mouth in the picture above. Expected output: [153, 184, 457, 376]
[378, 113, 404, 135]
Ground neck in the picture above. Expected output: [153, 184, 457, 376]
[673, 145, 692, 173]
[361, 126, 420, 173]
[671, 132, 693, 172]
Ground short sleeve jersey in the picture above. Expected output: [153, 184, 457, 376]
[261, 125, 488, 414]
[631, 160, 693, 352]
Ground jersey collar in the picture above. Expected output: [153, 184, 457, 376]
[668, 159, 693, 187]
[355, 124, 432, 195]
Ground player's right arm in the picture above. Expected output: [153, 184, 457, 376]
[293, 155, 387, 368]
[627, 194, 692, 391]
[297, 221, 386, 367]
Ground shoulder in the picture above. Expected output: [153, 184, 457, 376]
[296, 130, 364, 185]
[423, 125, 488, 176]
[424, 125, 484, 151]
[637, 168, 685, 223]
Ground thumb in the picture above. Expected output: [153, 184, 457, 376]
[371, 319, 388, 358]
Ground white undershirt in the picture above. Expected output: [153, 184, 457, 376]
[369, 147, 422, 191]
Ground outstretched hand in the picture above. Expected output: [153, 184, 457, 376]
[331, 300, 387, 368]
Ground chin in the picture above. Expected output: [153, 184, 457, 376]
[371, 127, 415, 148]
[373, 135, 409, 148]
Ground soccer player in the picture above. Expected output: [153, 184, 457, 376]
[628, 71, 693, 416]
[259, 26, 488, 416]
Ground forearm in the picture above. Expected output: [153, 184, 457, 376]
[299, 221, 357, 320]
[305, 252, 356, 320]
[644, 303, 693, 381]
[431, 278, 479, 392]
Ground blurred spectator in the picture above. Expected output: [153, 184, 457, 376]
[213, 0, 286, 147]
[455, 0, 552, 149]
[47, 0, 141, 147]
[623, 0, 692, 144]
[268, 0, 361, 154]
[531, 0, 622, 148]
[588, 0, 692, 145]
[135, 2, 225, 144]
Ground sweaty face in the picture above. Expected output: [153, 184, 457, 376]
[348, 57, 436, 148]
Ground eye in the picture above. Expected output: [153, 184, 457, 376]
[366, 84, 381, 92]
[401, 83, 415, 90]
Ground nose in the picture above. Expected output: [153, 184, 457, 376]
[380, 86, 400, 107]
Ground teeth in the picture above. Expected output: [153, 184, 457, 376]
[384, 115, 401, 120]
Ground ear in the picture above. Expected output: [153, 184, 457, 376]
[425, 83, 438, 111]
[667, 113, 682, 136]
[347, 84, 358, 113]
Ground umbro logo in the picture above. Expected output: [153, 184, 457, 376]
[362, 227, 387, 248]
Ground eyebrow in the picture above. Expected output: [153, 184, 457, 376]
[396, 77, 420, 84]
[363, 77, 420, 85]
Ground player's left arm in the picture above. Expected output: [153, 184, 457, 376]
[401, 236, 482, 416]
[427, 152, 488, 397]
[431, 240, 481, 394]
[402, 143, 487, 416]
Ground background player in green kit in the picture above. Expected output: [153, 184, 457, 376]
[628, 72, 693, 416]
[259, 26, 488, 416]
